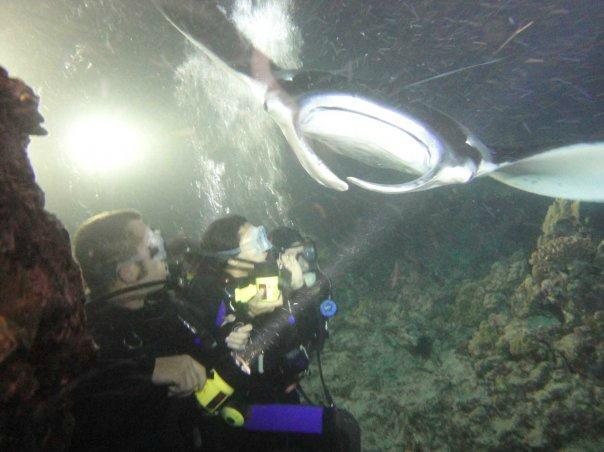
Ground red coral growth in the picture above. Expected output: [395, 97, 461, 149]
[0, 66, 95, 449]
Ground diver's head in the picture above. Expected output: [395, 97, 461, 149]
[269, 227, 318, 287]
[74, 209, 168, 309]
[165, 235, 199, 288]
[269, 227, 304, 252]
[200, 215, 272, 278]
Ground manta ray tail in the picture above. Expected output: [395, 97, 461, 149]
[487, 142, 604, 202]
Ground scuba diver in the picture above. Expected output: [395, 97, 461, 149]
[241, 226, 333, 404]
[70, 210, 277, 450]
[176, 215, 360, 451]
[69, 209, 211, 450]
[71, 210, 357, 450]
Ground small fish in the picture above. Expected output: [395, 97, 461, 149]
[310, 202, 327, 220]
[389, 260, 400, 290]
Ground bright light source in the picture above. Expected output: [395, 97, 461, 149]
[66, 116, 143, 173]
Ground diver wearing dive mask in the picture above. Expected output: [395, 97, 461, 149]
[215, 224, 273, 262]
[271, 235, 319, 290]
[71, 210, 210, 450]
[235, 227, 332, 399]
[173, 218, 358, 449]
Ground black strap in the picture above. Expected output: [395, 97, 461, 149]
[89, 280, 167, 305]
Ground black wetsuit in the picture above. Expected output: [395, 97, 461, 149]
[182, 267, 327, 402]
[71, 271, 359, 451]
[245, 273, 331, 403]
[182, 270, 361, 451]
[69, 290, 241, 451]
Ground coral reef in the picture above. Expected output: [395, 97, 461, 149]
[0, 67, 95, 449]
[466, 200, 603, 449]
[303, 199, 603, 450]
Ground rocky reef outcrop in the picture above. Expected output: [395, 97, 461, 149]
[0, 67, 95, 449]
[304, 199, 603, 450]
[466, 199, 602, 449]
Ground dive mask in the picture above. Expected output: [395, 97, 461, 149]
[148, 229, 167, 261]
[298, 240, 317, 266]
[216, 225, 273, 258]
[116, 228, 167, 273]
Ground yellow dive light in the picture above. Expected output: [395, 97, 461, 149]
[195, 369, 246, 427]
[195, 369, 234, 414]
[220, 404, 245, 427]
[234, 275, 280, 303]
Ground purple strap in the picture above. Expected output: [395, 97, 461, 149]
[244, 404, 324, 434]
[215, 300, 227, 328]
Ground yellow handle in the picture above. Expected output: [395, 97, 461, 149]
[195, 370, 234, 413]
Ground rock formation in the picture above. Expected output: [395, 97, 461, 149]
[0, 67, 95, 449]
[304, 199, 603, 450]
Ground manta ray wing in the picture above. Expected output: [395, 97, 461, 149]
[487, 142, 604, 202]
[155, 0, 253, 73]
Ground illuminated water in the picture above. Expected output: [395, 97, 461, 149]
[1, 0, 602, 449]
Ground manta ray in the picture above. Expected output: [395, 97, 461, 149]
[155, 0, 604, 202]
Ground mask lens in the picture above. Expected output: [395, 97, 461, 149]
[115, 229, 166, 276]
[241, 226, 272, 254]
[149, 229, 166, 261]
[256, 226, 272, 252]
[301, 241, 316, 263]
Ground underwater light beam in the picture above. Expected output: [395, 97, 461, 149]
[66, 116, 143, 173]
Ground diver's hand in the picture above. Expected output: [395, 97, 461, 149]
[152, 355, 207, 398]
[248, 290, 283, 317]
[226, 323, 253, 351]
[226, 258, 255, 272]
[279, 249, 304, 290]
[220, 313, 236, 327]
